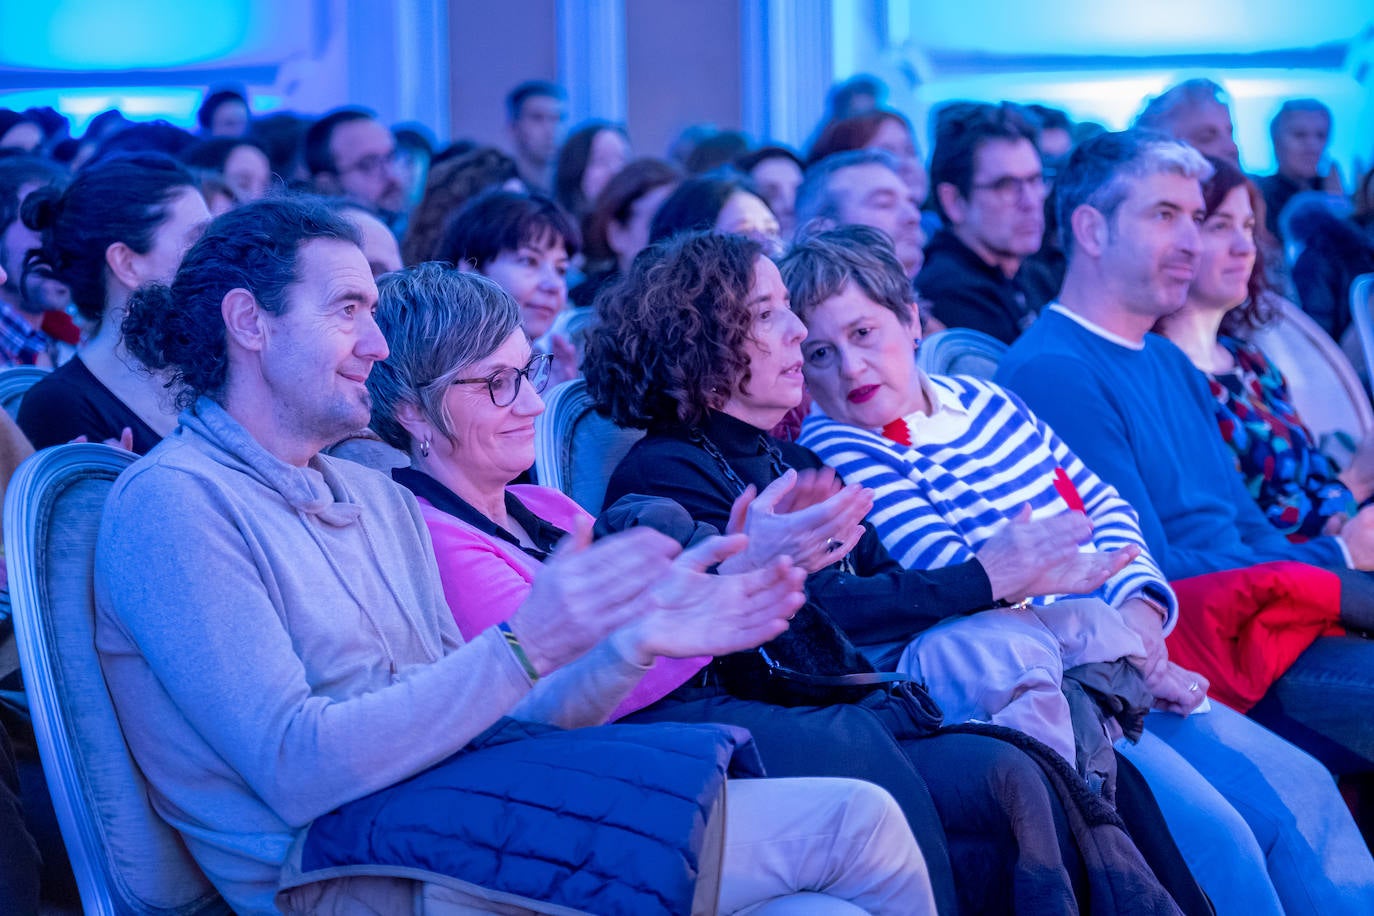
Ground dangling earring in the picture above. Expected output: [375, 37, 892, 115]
[419, 438, 431, 458]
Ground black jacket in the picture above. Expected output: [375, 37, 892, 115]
[915, 229, 1056, 345]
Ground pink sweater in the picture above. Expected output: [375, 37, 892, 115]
[420, 484, 709, 720]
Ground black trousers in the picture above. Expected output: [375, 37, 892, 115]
[0, 718, 40, 916]
[627, 686, 1081, 915]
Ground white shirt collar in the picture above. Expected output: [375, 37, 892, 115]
[919, 374, 971, 418]
[1048, 303, 1146, 351]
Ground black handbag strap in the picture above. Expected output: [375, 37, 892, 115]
[770, 669, 913, 688]
[757, 646, 911, 688]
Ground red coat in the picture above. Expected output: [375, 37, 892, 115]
[1166, 561, 1344, 712]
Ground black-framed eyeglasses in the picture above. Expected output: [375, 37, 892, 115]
[451, 353, 554, 407]
[971, 172, 1046, 203]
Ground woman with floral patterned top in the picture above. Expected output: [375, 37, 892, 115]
[1157, 156, 1374, 540]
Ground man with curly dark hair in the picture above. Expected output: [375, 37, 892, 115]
[101, 197, 937, 914]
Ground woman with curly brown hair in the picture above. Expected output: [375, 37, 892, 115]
[585, 230, 1208, 916]
[1156, 157, 1374, 539]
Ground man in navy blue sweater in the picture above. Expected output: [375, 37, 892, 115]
[998, 128, 1374, 773]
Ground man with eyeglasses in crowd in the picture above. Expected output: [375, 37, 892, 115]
[305, 107, 407, 229]
[916, 102, 1059, 345]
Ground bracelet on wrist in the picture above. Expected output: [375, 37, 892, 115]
[498, 621, 540, 683]
[1129, 588, 1170, 621]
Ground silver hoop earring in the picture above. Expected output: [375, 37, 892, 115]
[419, 438, 431, 458]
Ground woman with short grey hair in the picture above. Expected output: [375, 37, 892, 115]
[367, 266, 523, 456]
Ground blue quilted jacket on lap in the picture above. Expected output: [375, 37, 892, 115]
[293, 717, 763, 915]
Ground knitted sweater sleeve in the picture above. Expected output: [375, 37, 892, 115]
[1000, 350, 1235, 581]
[95, 462, 625, 827]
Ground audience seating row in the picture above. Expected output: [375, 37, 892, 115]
[6, 280, 1374, 912]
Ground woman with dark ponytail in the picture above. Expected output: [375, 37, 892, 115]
[17, 153, 209, 453]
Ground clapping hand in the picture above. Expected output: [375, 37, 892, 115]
[976, 505, 1138, 603]
[720, 468, 872, 574]
[614, 534, 805, 663]
[511, 520, 679, 675]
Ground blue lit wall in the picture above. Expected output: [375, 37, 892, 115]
[0, 1, 329, 132]
[833, 1, 1374, 180]
[0, 2, 263, 70]
[0, 1, 448, 138]
[0, 0, 1370, 178]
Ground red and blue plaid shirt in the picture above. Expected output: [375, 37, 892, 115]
[0, 298, 53, 367]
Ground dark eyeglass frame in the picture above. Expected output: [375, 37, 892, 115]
[450, 353, 555, 407]
[971, 172, 1047, 202]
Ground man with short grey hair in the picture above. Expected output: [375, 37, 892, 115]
[997, 128, 1374, 778]
[794, 149, 925, 278]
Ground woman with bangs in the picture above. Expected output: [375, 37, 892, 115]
[438, 188, 580, 385]
[649, 172, 784, 257]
